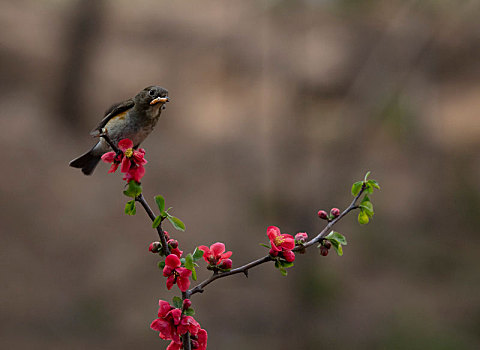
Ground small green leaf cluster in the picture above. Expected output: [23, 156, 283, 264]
[323, 231, 347, 256]
[124, 181, 142, 215]
[184, 248, 204, 281]
[351, 171, 380, 225]
[152, 195, 186, 232]
[274, 259, 294, 276]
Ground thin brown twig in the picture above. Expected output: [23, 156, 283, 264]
[136, 194, 171, 256]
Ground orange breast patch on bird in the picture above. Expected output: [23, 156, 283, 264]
[111, 110, 128, 121]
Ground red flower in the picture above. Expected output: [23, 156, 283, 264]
[101, 138, 147, 182]
[150, 300, 182, 343]
[267, 226, 295, 252]
[151, 300, 207, 350]
[198, 242, 232, 266]
[163, 254, 192, 292]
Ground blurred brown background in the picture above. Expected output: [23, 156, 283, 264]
[1, 0, 479, 349]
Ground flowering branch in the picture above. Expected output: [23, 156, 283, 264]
[84, 136, 379, 350]
[186, 183, 365, 298]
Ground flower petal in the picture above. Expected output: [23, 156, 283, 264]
[101, 151, 116, 163]
[281, 234, 295, 250]
[177, 275, 191, 292]
[220, 251, 232, 260]
[118, 138, 133, 151]
[165, 254, 181, 268]
[108, 162, 119, 173]
[158, 300, 172, 317]
[120, 157, 131, 173]
[210, 242, 225, 257]
[166, 275, 175, 290]
[267, 226, 281, 240]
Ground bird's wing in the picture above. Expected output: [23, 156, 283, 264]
[90, 99, 135, 135]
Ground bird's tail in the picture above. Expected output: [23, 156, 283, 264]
[69, 149, 101, 175]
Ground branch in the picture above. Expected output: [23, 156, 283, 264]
[99, 129, 121, 155]
[186, 184, 366, 298]
[136, 194, 171, 256]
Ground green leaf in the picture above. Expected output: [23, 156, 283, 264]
[155, 195, 165, 213]
[184, 308, 195, 316]
[279, 267, 288, 276]
[172, 296, 182, 309]
[330, 239, 343, 256]
[367, 179, 380, 189]
[158, 261, 165, 269]
[351, 181, 363, 196]
[125, 200, 136, 215]
[185, 254, 194, 271]
[326, 231, 347, 245]
[167, 216, 186, 232]
[123, 181, 142, 198]
[180, 258, 186, 265]
[281, 261, 294, 268]
[358, 210, 369, 224]
[364, 171, 371, 182]
[360, 201, 374, 217]
[259, 243, 270, 248]
[152, 215, 162, 228]
[192, 248, 204, 261]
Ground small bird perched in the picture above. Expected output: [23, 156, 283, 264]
[70, 85, 169, 175]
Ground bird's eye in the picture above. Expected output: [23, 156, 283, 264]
[149, 90, 156, 97]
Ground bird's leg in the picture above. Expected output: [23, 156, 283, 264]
[99, 128, 122, 156]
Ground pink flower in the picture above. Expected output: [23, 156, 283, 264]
[267, 226, 295, 252]
[198, 242, 232, 266]
[295, 232, 308, 244]
[101, 138, 148, 182]
[163, 254, 192, 292]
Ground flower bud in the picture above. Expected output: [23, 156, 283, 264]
[330, 208, 340, 218]
[163, 231, 170, 240]
[219, 258, 232, 270]
[295, 232, 308, 244]
[168, 239, 178, 249]
[282, 250, 295, 262]
[269, 248, 279, 257]
[191, 340, 200, 349]
[183, 299, 192, 310]
[323, 240, 332, 249]
[320, 246, 329, 256]
[318, 210, 328, 220]
[149, 241, 161, 253]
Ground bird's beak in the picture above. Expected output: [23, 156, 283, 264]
[150, 97, 170, 105]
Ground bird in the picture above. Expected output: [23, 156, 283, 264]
[69, 85, 169, 175]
